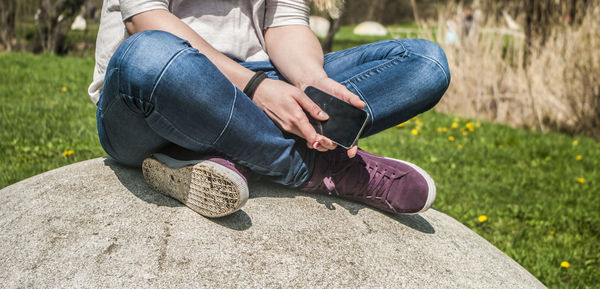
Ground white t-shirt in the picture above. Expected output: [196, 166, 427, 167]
[88, 0, 310, 104]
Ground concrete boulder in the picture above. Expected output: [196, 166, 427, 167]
[0, 158, 545, 288]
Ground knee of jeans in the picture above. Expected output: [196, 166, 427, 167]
[113, 30, 197, 102]
[408, 39, 451, 107]
[413, 39, 451, 87]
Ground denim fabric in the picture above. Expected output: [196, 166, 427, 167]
[97, 30, 450, 187]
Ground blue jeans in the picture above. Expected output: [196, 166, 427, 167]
[97, 30, 450, 187]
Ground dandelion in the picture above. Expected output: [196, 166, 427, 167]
[462, 131, 468, 136]
[396, 122, 407, 128]
[576, 177, 585, 184]
[61, 149, 75, 158]
[457, 144, 463, 149]
[61, 86, 67, 93]
[448, 136, 455, 142]
[465, 122, 475, 132]
[572, 140, 579, 146]
[478, 215, 488, 223]
[442, 127, 448, 132]
[561, 261, 570, 269]
[437, 127, 443, 133]
[411, 129, 419, 135]
[451, 122, 459, 128]
[576, 155, 582, 161]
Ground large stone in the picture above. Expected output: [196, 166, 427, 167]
[0, 158, 545, 288]
[353, 21, 388, 36]
[309, 16, 330, 38]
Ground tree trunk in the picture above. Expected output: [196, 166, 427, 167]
[33, 0, 84, 54]
[322, 16, 341, 54]
[0, 0, 17, 51]
[409, 0, 421, 25]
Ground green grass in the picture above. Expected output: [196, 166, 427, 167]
[1, 49, 599, 287]
[0, 52, 104, 186]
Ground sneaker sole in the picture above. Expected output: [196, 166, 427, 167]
[142, 154, 249, 218]
[386, 157, 437, 214]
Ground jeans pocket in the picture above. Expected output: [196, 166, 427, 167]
[120, 93, 154, 117]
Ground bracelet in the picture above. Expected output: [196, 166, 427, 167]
[243, 71, 268, 99]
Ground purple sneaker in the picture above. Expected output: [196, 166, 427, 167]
[300, 148, 436, 214]
[142, 153, 249, 218]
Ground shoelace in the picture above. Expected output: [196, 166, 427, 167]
[316, 151, 401, 202]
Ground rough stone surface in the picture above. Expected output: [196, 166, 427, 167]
[0, 158, 546, 288]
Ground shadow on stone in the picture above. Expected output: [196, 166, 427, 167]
[249, 179, 435, 234]
[104, 158, 182, 208]
[104, 158, 254, 231]
[104, 158, 434, 234]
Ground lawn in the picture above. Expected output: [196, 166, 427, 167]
[1, 47, 599, 287]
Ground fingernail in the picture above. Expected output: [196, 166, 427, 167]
[313, 142, 320, 149]
[318, 111, 329, 119]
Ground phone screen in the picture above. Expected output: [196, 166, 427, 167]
[304, 86, 369, 148]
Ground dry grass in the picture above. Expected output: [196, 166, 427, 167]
[423, 4, 600, 138]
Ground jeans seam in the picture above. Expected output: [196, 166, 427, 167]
[212, 84, 237, 145]
[344, 55, 404, 85]
[149, 47, 195, 102]
[409, 52, 450, 87]
[115, 32, 145, 69]
[344, 81, 374, 133]
[151, 109, 211, 148]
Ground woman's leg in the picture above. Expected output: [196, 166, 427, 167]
[323, 39, 450, 135]
[298, 39, 450, 214]
[97, 30, 314, 187]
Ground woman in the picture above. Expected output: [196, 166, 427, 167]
[89, 0, 450, 218]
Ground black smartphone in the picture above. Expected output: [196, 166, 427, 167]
[304, 86, 369, 149]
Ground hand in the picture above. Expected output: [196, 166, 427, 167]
[252, 78, 337, 152]
[300, 77, 367, 158]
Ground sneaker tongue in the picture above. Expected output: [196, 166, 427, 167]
[328, 152, 370, 196]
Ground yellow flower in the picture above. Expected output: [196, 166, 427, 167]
[572, 140, 579, 146]
[61, 150, 75, 158]
[436, 127, 443, 133]
[550, 231, 556, 236]
[576, 177, 585, 184]
[411, 129, 419, 135]
[415, 119, 423, 127]
[457, 144, 463, 149]
[396, 122, 406, 128]
[61, 86, 67, 93]
[576, 155, 582, 161]
[462, 131, 468, 136]
[561, 261, 570, 268]
[478, 215, 488, 223]
[448, 136, 455, 142]
[451, 122, 459, 128]
[465, 122, 475, 132]
[442, 127, 448, 132]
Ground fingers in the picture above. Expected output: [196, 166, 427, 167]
[295, 92, 329, 121]
[331, 82, 366, 109]
[347, 145, 358, 158]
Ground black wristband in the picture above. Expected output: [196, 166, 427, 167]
[243, 71, 268, 99]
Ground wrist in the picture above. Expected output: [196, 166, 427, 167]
[294, 71, 328, 92]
